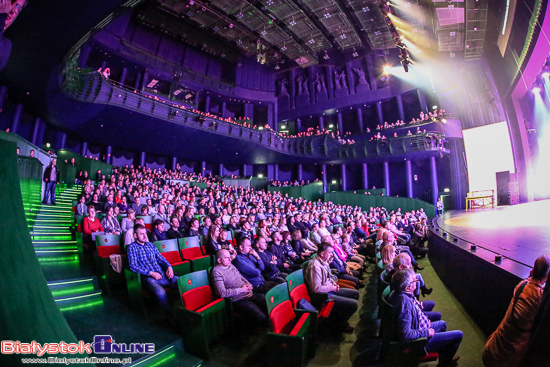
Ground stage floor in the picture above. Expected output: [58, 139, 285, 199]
[436, 199, 550, 269]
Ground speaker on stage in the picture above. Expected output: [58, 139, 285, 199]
[496, 171, 511, 206]
[509, 182, 519, 205]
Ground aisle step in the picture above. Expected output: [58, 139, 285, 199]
[47, 277, 103, 312]
[127, 340, 202, 367]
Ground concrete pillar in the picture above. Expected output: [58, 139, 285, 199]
[383, 161, 390, 196]
[417, 88, 428, 113]
[376, 101, 384, 125]
[337, 113, 344, 135]
[272, 103, 278, 131]
[57, 132, 67, 151]
[0, 85, 8, 110]
[365, 55, 377, 90]
[201, 161, 206, 175]
[204, 95, 211, 113]
[326, 66, 334, 99]
[119, 68, 128, 86]
[406, 160, 413, 198]
[81, 141, 88, 157]
[10, 104, 23, 134]
[140, 152, 146, 168]
[78, 44, 92, 67]
[274, 163, 279, 181]
[31, 118, 41, 146]
[106, 146, 112, 164]
[219, 163, 224, 176]
[396, 94, 405, 121]
[140, 71, 148, 91]
[322, 164, 327, 193]
[356, 107, 364, 133]
[295, 119, 302, 134]
[319, 116, 325, 131]
[341, 164, 347, 191]
[172, 157, 177, 171]
[221, 102, 227, 119]
[244, 103, 254, 119]
[362, 163, 368, 189]
[430, 157, 439, 205]
[297, 164, 303, 181]
[134, 72, 142, 90]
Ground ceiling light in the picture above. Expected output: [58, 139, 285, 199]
[281, 44, 287, 51]
[290, 17, 296, 26]
[236, 39, 242, 45]
[324, 10, 331, 18]
[340, 33, 347, 39]
[275, 64, 280, 70]
[352, 48, 358, 57]
[261, 27, 268, 36]
[362, 6, 369, 11]
[236, 12, 244, 19]
[308, 38, 315, 44]
[323, 51, 329, 60]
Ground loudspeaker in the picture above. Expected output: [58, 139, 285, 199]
[496, 171, 511, 206]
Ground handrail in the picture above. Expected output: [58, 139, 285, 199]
[60, 55, 448, 161]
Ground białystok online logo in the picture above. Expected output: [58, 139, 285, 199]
[1, 336, 155, 356]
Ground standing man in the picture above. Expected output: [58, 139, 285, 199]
[127, 224, 178, 319]
[43, 158, 59, 205]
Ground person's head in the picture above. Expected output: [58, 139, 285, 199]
[134, 224, 148, 244]
[393, 253, 412, 270]
[292, 230, 302, 240]
[29, 149, 34, 157]
[219, 228, 228, 241]
[392, 268, 416, 294]
[127, 208, 135, 220]
[51, 158, 57, 166]
[79, 195, 86, 203]
[255, 236, 268, 251]
[106, 206, 114, 217]
[140, 206, 148, 216]
[88, 205, 96, 217]
[216, 249, 232, 267]
[238, 237, 253, 255]
[153, 219, 165, 232]
[321, 235, 333, 245]
[271, 230, 282, 243]
[381, 244, 396, 265]
[317, 242, 334, 262]
[230, 216, 238, 225]
[203, 216, 212, 227]
[190, 218, 200, 230]
[170, 217, 179, 230]
[208, 224, 220, 239]
[382, 230, 395, 245]
[158, 204, 165, 214]
[532, 255, 550, 281]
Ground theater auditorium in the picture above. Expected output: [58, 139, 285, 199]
[1, 0, 549, 366]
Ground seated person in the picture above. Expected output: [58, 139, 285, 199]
[482, 255, 550, 367]
[381, 244, 396, 274]
[121, 209, 135, 235]
[103, 194, 116, 213]
[118, 196, 130, 213]
[380, 230, 424, 271]
[186, 218, 200, 238]
[199, 216, 212, 236]
[204, 224, 222, 256]
[304, 242, 359, 333]
[388, 269, 462, 367]
[127, 224, 178, 320]
[341, 234, 366, 267]
[101, 206, 121, 235]
[290, 230, 314, 258]
[328, 248, 363, 289]
[269, 231, 301, 273]
[76, 195, 87, 217]
[82, 205, 104, 252]
[212, 249, 268, 329]
[153, 204, 170, 229]
[166, 217, 185, 239]
[387, 253, 433, 298]
[226, 215, 240, 231]
[151, 218, 167, 242]
[254, 236, 286, 284]
[125, 217, 144, 246]
[232, 237, 278, 294]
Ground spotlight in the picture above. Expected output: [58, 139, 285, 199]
[289, 17, 296, 26]
[275, 64, 280, 70]
[237, 11, 244, 19]
[383, 63, 391, 75]
[323, 51, 329, 60]
[352, 49, 359, 57]
[281, 44, 287, 51]
[533, 87, 541, 93]
[543, 72, 550, 78]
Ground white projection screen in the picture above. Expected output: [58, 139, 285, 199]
[463, 122, 515, 199]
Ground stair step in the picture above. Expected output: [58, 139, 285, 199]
[31, 234, 73, 241]
[127, 340, 202, 367]
[30, 228, 73, 234]
[37, 253, 79, 263]
[48, 277, 99, 298]
[33, 241, 77, 250]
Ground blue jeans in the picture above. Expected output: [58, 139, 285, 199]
[422, 300, 441, 321]
[43, 181, 57, 204]
[233, 293, 268, 327]
[425, 320, 463, 363]
[327, 288, 359, 329]
[142, 275, 179, 315]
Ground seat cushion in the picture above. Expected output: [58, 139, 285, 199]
[270, 300, 297, 334]
[182, 285, 214, 311]
[97, 245, 121, 258]
[289, 313, 310, 336]
[318, 301, 334, 319]
[195, 298, 224, 313]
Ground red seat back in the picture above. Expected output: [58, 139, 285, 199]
[289, 284, 310, 309]
[97, 245, 121, 258]
[181, 285, 214, 312]
[270, 300, 297, 335]
[161, 251, 183, 265]
[181, 247, 204, 260]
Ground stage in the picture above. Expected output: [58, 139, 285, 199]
[428, 200, 550, 334]
[436, 199, 550, 273]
